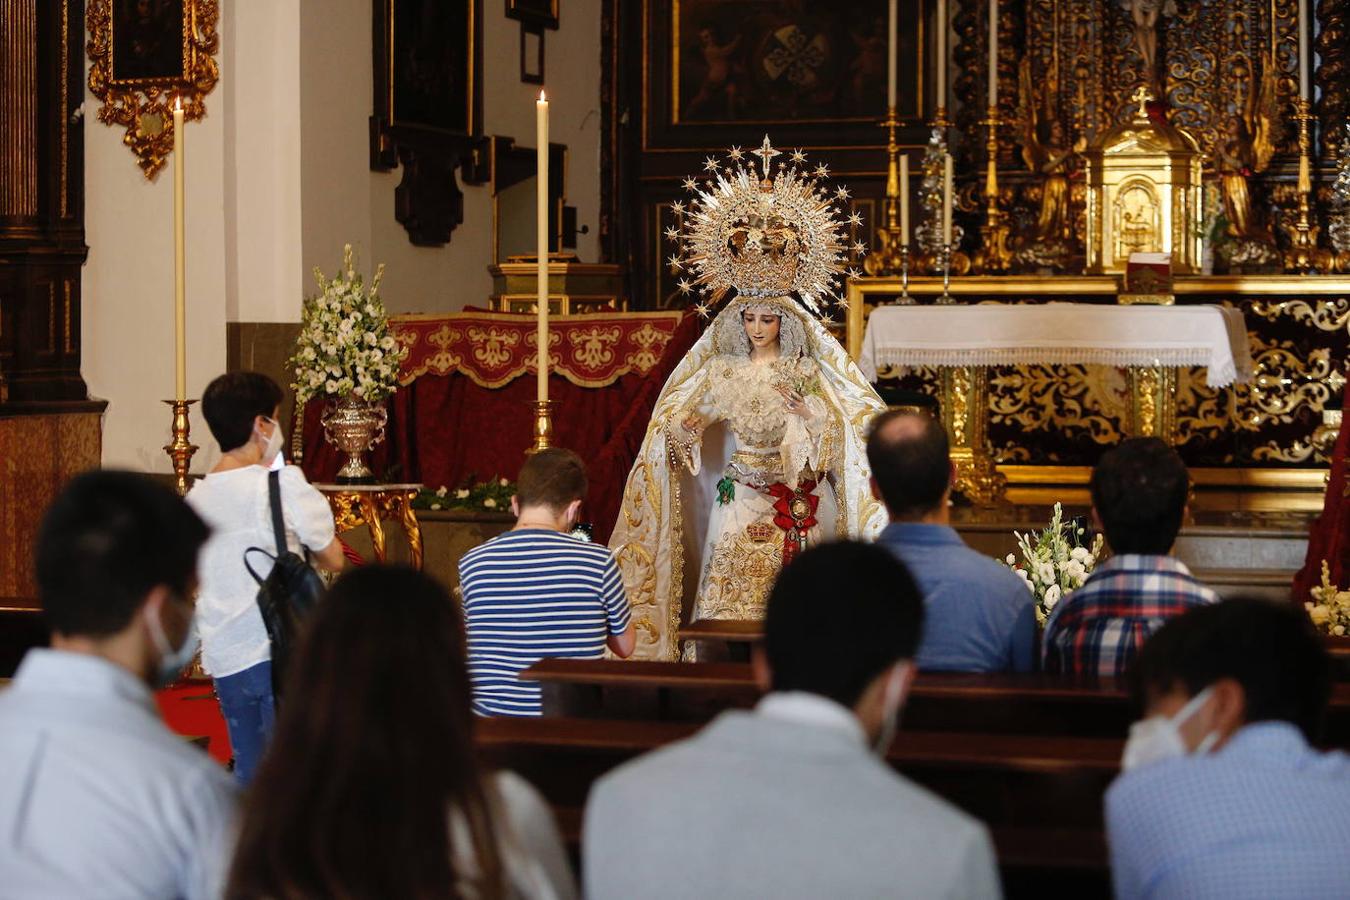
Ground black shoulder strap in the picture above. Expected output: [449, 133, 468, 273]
[268, 469, 287, 556]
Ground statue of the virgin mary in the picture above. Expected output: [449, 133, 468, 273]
[610, 137, 888, 660]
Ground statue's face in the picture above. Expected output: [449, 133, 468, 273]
[742, 308, 781, 353]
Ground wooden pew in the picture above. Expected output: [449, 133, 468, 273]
[526, 658, 1350, 746]
[476, 716, 1117, 896]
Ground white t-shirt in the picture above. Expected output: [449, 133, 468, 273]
[186, 464, 336, 677]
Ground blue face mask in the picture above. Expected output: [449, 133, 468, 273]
[147, 599, 200, 689]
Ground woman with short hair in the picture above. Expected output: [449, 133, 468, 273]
[188, 371, 344, 783]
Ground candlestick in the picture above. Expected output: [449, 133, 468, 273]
[987, 0, 998, 108]
[1283, 96, 1330, 273]
[1298, 0, 1309, 101]
[887, 0, 898, 110]
[976, 107, 1012, 273]
[942, 153, 954, 247]
[900, 153, 910, 245]
[162, 399, 198, 496]
[173, 98, 186, 402]
[536, 91, 549, 408]
[936, 0, 948, 118]
[939, 243, 953, 303]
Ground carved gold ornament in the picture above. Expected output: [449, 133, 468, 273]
[87, 0, 220, 179]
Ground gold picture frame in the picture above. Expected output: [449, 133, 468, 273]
[87, 0, 220, 179]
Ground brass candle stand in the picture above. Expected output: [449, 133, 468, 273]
[1283, 98, 1331, 273]
[863, 107, 911, 293]
[163, 399, 199, 496]
[938, 243, 954, 303]
[974, 107, 1012, 274]
[529, 400, 556, 453]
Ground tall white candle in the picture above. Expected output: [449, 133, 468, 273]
[899, 154, 910, 245]
[936, 0, 948, 112]
[536, 91, 549, 404]
[988, 0, 998, 108]
[173, 98, 186, 402]
[942, 153, 954, 246]
[888, 0, 898, 110]
[1298, 0, 1309, 101]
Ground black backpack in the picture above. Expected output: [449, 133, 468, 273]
[244, 470, 326, 699]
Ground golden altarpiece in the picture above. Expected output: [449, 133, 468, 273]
[836, 0, 1350, 505]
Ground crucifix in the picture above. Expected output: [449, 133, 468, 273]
[1131, 85, 1154, 118]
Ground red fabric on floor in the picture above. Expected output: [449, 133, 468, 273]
[155, 682, 231, 766]
[298, 311, 701, 543]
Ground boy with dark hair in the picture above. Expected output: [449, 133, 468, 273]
[584, 542, 999, 900]
[459, 448, 636, 716]
[188, 370, 343, 782]
[1043, 437, 1217, 677]
[0, 471, 238, 898]
[1107, 598, 1350, 898]
[869, 409, 1036, 672]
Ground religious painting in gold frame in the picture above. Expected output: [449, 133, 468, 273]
[667, 0, 919, 125]
[87, 0, 219, 179]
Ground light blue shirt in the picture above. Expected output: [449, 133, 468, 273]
[1106, 721, 1350, 900]
[878, 523, 1037, 673]
[0, 649, 239, 900]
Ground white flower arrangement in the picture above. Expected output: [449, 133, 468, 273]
[1306, 560, 1350, 637]
[290, 244, 407, 407]
[1005, 502, 1106, 626]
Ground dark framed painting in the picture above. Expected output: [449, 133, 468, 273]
[109, 0, 188, 86]
[669, 0, 916, 125]
[378, 0, 481, 136]
[506, 0, 560, 30]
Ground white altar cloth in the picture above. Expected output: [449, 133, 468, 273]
[858, 303, 1254, 388]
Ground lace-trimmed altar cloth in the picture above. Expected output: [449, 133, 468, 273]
[859, 302, 1254, 388]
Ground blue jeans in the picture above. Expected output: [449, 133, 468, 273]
[214, 660, 275, 784]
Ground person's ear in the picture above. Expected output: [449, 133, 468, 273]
[510, 495, 520, 518]
[947, 460, 957, 491]
[565, 499, 583, 527]
[1202, 678, 1246, 750]
[1090, 506, 1104, 534]
[869, 475, 882, 503]
[751, 645, 772, 693]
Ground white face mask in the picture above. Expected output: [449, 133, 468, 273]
[872, 663, 909, 757]
[147, 599, 200, 689]
[258, 417, 284, 467]
[1121, 685, 1220, 771]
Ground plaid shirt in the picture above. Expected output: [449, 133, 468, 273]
[1042, 554, 1218, 678]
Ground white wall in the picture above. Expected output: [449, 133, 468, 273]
[82, 23, 231, 473]
[83, 1, 604, 467]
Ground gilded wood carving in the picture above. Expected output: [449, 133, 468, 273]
[86, 0, 219, 179]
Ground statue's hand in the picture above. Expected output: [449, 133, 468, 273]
[776, 385, 813, 419]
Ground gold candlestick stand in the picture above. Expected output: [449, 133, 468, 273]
[163, 399, 199, 496]
[530, 400, 556, 453]
[974, 107, 1012, 274]
[1283, 98, 1332, 273]
[863, 107, 910, 292]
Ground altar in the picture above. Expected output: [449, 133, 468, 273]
[856, 299, 1254, 503]
[845, 275, 1350, 505]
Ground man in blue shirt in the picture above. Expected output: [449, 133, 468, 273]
[867, 410, 1036, 672]
[0, 471, 238, 899]
[1107, 598, 1350, 899]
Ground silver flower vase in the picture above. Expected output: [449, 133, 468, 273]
[321, 398, 388, 484]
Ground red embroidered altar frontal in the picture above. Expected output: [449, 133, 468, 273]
[394, 311, 685, 389]
[300, 310, 700, 542]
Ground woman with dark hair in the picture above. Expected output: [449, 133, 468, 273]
[188, 371, 344, 783]
[226, 566, 576, 899]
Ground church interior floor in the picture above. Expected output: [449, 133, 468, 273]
[952, 491, 1317, 603]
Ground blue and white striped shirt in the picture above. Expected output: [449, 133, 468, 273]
[459, 529, 632, 716]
